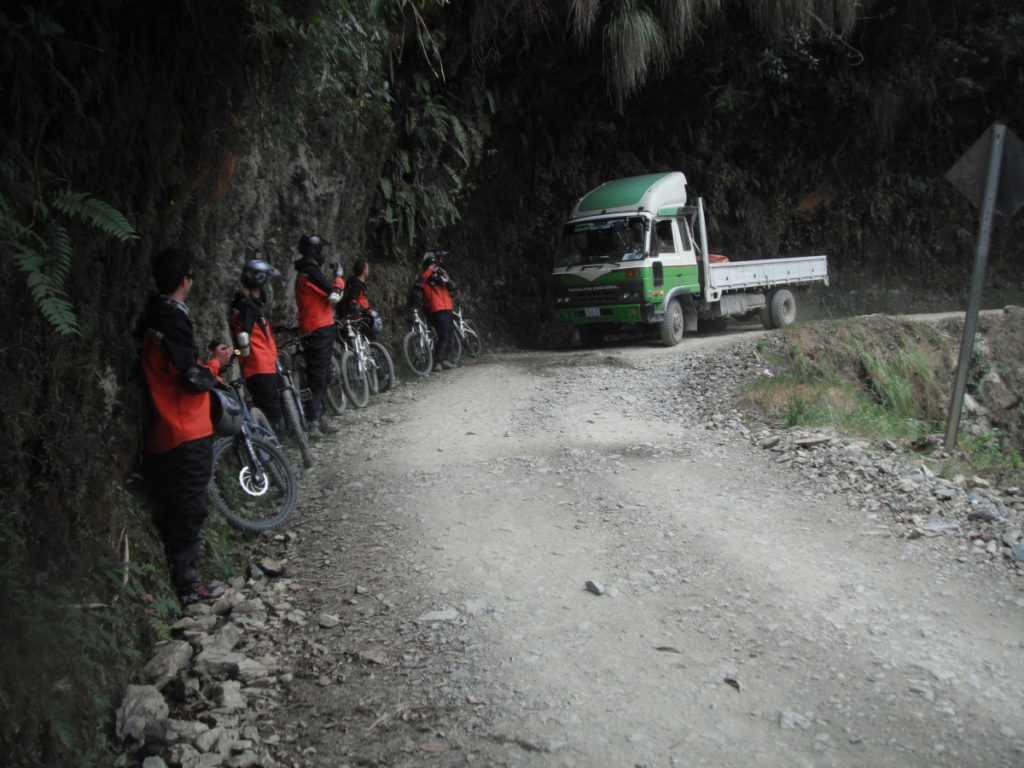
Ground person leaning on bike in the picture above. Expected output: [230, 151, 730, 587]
[230, 259, 283, 434]
[293, 233, 344, 436]
[140, 248, 233, 606]
[342, 259, 382, 341]
[417, 250, 457, 371]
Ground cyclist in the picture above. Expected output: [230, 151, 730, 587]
[417, 250, 457, 371]
[230, 259, 283, 434]
[294, 234, 344, 435]
[141, 248, 233, 606]
[342, 259, 382, 341]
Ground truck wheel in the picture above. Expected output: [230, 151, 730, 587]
[769, 289, 797, 328]
[659, 300, 684, 346]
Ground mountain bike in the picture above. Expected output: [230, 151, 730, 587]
[207, 383, 297, 532]
[336, 317, 394, 406]
[402, 308, 433, 377]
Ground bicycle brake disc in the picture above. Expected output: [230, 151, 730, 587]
[238, 466, 270, 496]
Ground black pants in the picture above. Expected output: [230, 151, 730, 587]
[430, 309, 454, 364]
[304, 324, 335, 420]
[146, 436, 213, 591]
[245, 372, 283, 430]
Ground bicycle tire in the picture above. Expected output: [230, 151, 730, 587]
[369, 341, 395, 392]
[367, 342, 381, 396]
[208, 435, 297, 532]
[447, 330, 463, 365]
[341, 349, 370, 408]
[249, 407, 280, 445]
[462, 320, 483, 357]
[326, 344, 347, 415]
[402, 329, 433, 376]
[281, 386, 314, 468]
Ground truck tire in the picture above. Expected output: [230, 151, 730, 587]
[760, 306, 775, 330]
[769, 289, 797, 328]
[659, 300, 685, 346]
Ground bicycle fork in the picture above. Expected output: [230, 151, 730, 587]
[235, 433, 269, 496]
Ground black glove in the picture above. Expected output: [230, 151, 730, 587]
[330, 262, 343, 279]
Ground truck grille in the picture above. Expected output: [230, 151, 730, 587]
[565, 286, 625, 306]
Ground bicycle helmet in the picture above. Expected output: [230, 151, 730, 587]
[240, 259, 281, 289]
[421, 249, 448, 269]
[210, 387, 244, 437]
[298, 234, 329, 262]
[368, 309, 383, 333]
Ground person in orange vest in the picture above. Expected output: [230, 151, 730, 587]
[293, 234, 344, 435]
[417, 250, 456, 371]
[141, 248, 233, 606]
[230, 259, 283, 434]
[342, 259, 382, 341]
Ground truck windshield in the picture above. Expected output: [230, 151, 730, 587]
[555, 217, 647, 267]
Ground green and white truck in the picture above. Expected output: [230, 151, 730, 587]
[551, 171, 829, 346]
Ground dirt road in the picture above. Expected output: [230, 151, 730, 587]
[270, 332, 1024, 767]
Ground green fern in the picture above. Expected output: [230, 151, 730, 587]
[2, 188, 138, 335]
[51, 191, 138, 242]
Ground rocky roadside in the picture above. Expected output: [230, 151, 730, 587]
[112, 333, 1023, 768]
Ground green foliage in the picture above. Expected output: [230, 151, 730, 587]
[602, 3, 668, 109]
[963, 428, 1024, 470]
[370, 71, 486, 257]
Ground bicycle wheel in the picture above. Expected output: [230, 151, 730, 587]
[208, 435, 297, 532]
[447, 330, 463, 365]
[367, 343, 381, 396]
[280, 386, 314, 468]
[402, 330, 433, 376]
[326, 344, 347, 415]
[341, 349, 370, 408]
[462, 320, 483, 357]
[249, 407, 280, 445]
[369, 342, 395, 392]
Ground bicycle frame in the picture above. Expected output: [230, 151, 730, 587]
[337, 319, 375, 378]
[224, 378, 278, 444]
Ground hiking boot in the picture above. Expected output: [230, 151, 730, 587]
[441, 360, 456, 370]
[318, 416, 338, 435]
[433, 363, 443, 372]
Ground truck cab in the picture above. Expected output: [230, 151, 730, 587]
[551, 172, 703, 343]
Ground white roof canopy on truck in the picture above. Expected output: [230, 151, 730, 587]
[569, 171, 688, 220]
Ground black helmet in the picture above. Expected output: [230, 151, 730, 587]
[422, 249, 448, 269]
[241, 259, 281, 289]
[210, 387, 244, 437]
[298, 234, 329, 262]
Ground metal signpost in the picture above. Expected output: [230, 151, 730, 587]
[943, 123, 1024, 451]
